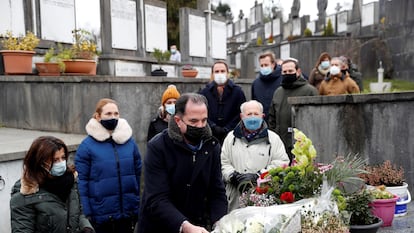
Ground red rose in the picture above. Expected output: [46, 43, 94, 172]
[280, 192, 295, 203]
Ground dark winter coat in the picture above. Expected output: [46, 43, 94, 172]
[251, 65, 282, 120]
[10, 175, 93, 233]
[138, 118, 228, 233]
[199, 79, 246, 142]
[268, 76, 318, 150]
[75, 118, 141, 224]
[147, 115, 168, 142]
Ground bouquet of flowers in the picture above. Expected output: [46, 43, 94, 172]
[240, 128, 323, 207]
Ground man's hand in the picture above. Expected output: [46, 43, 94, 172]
[181, 221, 209, 233]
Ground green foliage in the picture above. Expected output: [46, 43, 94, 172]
[323, 19, 334, 36]
[43, 47, 65, 71]
[1, 31, 39, 51]
[161, 0, 197, 46]
[363, 78, 414, 92]
[152, 48, 171, 63]
[215, 2, 231, 17]
[345, 189, 377, 225]
[304, 28, 312, 37]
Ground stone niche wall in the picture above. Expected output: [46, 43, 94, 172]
[289, 92, 414, 195]
[0, 76, 252, 154]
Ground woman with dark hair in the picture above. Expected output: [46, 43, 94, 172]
[75, 98, 141, 233]
[10, 136, 94, 233]
[309, 52, 331, 90]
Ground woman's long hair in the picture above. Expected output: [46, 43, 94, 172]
[22, 136, 69, 185]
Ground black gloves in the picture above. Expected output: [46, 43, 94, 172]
[229, 171, 259, 193]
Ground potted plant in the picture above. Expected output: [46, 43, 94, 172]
[368, 185, 398, 227]
[359, 160, 410, 216]
[151, 48, 170, 76]
[0, 31, 40, 74]
[345, 188, 383, 233]
[59, 29, 99, 75]
[35, 47, 64, 76]
[181, 64, 198, 78]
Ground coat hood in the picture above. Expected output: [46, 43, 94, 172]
[86, 118, 132, 144]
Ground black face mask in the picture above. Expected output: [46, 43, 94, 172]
[282, 73, 298, 84]
[184, 124, 209, 145]
[100, 118, 118, 131]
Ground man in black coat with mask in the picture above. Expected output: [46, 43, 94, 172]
[251, 51, 283, 122]
[268, 59, 318, 163]
[138, 93, 227, 233]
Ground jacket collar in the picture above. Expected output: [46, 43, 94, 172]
[86, 118, 132, 144]
[206, 79, 236, 90]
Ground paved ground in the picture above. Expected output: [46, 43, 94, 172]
[378, 201, 414, 232]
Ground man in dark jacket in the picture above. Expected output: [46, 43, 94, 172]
[268, 59, 318, 163]
[138, 93, 228, 233]
[199, 61, 246, 144]
[251, 51, 283, 122]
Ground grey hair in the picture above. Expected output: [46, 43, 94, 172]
[240, 100, 263, 114]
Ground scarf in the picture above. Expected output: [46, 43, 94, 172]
[41, 171, 74, 202]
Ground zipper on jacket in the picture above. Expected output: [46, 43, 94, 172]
[112, 141, 124, 214]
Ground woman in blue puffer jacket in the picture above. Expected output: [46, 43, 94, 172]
[75, 98, 142, 233]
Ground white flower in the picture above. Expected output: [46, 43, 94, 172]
[245, 217, 264, 233]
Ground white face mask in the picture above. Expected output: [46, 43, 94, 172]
[50, 160, 67, 176]
[165, 104, 175, 115]
[214, 73, 227, 85]
[330, 66, 341, 76]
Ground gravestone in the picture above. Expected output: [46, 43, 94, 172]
[145, 3, 167, 52]
[361, 2, 379, 27]
[39, 0, 75, 43]
[113, 0, 137, 50]
[0, 0, 25, 35]
[306, 21, 316, 35]
[188, 14, 206, 57]
[272, 18, 281, 36]
[212, 20, 227, 59]
[292, 18, 301, 36]
[337, 11, 348, 33]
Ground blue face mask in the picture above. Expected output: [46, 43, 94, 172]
[260, 67, 273, 76]
[242, 117, 263, 131]
[50, 160, 67, 176]
[165, 104, 175, 115]
[320, 61, 330, 69]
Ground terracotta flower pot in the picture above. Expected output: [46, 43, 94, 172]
[181, 69, 198, 78]
[63, 59, 96, 75]
[35, 63, 61, 76]
[1, 50, 35, 74]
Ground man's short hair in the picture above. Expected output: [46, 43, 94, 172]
[175, 93, 208, 116]
[258, 51, 276, 63]
[282, 58, 299, 70]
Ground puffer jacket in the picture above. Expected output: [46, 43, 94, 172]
[75, 118, 141, 224]
[10, 174, 93, 233]
[221, 121, 290, 211]
[138, 118, 227, 233]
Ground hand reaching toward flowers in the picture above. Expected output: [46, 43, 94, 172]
[181, 221, 209, 233]
[230, 171, 259, 193]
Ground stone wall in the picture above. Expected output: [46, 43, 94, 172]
[289, 92, 414, 194]
[0, 76, 252, 154]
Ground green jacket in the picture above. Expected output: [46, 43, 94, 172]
[10, 178, 93, 233]
[268, 76, 318, 150]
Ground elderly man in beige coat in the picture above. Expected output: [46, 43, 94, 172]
[221, 100, 290, 212]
